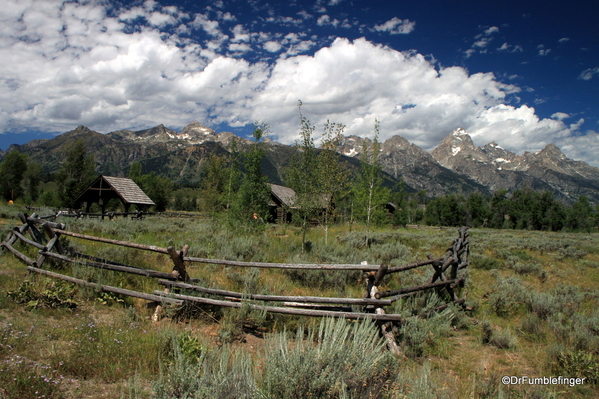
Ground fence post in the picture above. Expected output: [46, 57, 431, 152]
[168, 245, 190, 282]
[363, 262, 400, 355]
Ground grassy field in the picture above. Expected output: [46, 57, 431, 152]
[1, 206, 598, 398]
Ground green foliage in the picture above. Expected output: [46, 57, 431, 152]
[549, 348, 599, 384]
[22, 162, 43, 203]
[56, 139, 96, 208]
[566, 196, 595, 232]
[231, 122, 271, 225]
[425, 194, 467, 227]
[0, 150, 29, 202]
[218, 302, 268, 344]
[7, 279, 78, 310]
[140, 173, 174, 212]
[285, 103, 349, 245]
[351, 121, 390, 229]
[199, 153, 229, 213]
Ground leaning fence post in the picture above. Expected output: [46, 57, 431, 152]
[363, 262, 400, 355]
[168, 245, 190, 282]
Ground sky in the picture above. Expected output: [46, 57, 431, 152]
[1, 0, 598, 165]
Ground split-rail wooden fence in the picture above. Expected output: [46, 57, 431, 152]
[2, 212, 470, 353]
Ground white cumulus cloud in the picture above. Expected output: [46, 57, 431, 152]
[1, 0, 598, 166]
[373, 17, 415, 35]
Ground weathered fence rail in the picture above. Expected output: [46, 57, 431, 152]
[2, 212, 470, 351]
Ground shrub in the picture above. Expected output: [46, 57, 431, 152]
[521, 314, 544, 340]
[217, 302, 268, 344]
[487, 277, 528, 317]
[389, 363, 441, 399]
[470, 255, 502, 270]
[399, 310, 454, 358]
[488, 328, 518, 350]
[153, 345, 258, 399]
[548, 346, 599, 384]
[558, 247, 588, 260]
[260, 317, 397, 399]
[481, 321, 517, 349]
[526, 292, 558, 320]
[6, 279, 78, 310]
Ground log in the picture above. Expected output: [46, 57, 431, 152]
[167, 246, 189, 281]
[36, 235, 60, 268]
[375, 278, 463, 300]
[20, 213, 47, 245]
[5, 223, 29, 247]
[183, 256, 382, 271]
[373, 263, 388, 286]
[12, 230, 46, 250]
[2, 241, 37, 266]
[42, 223, 65, 254]
[26, 266, 183, 305]
[51, 229, 169, 254]
[224, 297, 353, 312]
[387, 258, 437, 274]
[366, 263, 400, 355]
[27, 217, 65, 230]
[158, 280, 393, 306]
[152, 291, 404, 321]
[39, 251, 181, 280]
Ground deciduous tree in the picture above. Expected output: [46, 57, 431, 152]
[0, 150, 28, 201]
[56, 139, 96, 208]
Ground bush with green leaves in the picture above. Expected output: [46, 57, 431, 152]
[548, 346, 599, 385]
[6, 279, 78, 310]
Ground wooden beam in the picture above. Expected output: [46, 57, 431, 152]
[158, 280, 393, 306]
[26, 266, 183, 305]
[39, 251, 181, 280]
[183, 256, 381, 271]
[2, 242, 37, 266]
[153, 291, 404, 321]
[51, 229, 169, 254]
[12, 230, 46, 250]
[375, 278, 464, 300]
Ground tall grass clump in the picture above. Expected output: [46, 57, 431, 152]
[260, 317, 397, 399]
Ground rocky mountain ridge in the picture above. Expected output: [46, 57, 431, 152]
[3, 123, 599, 204]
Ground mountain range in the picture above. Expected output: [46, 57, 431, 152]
[2, 122, 599, 204]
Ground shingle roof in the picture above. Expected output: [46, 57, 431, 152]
[269, 183, 297, 208]
[102, 176, 155, 205]
[75, 175, 155, 207]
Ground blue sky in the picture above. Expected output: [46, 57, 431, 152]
[1, 0, 598, 165]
